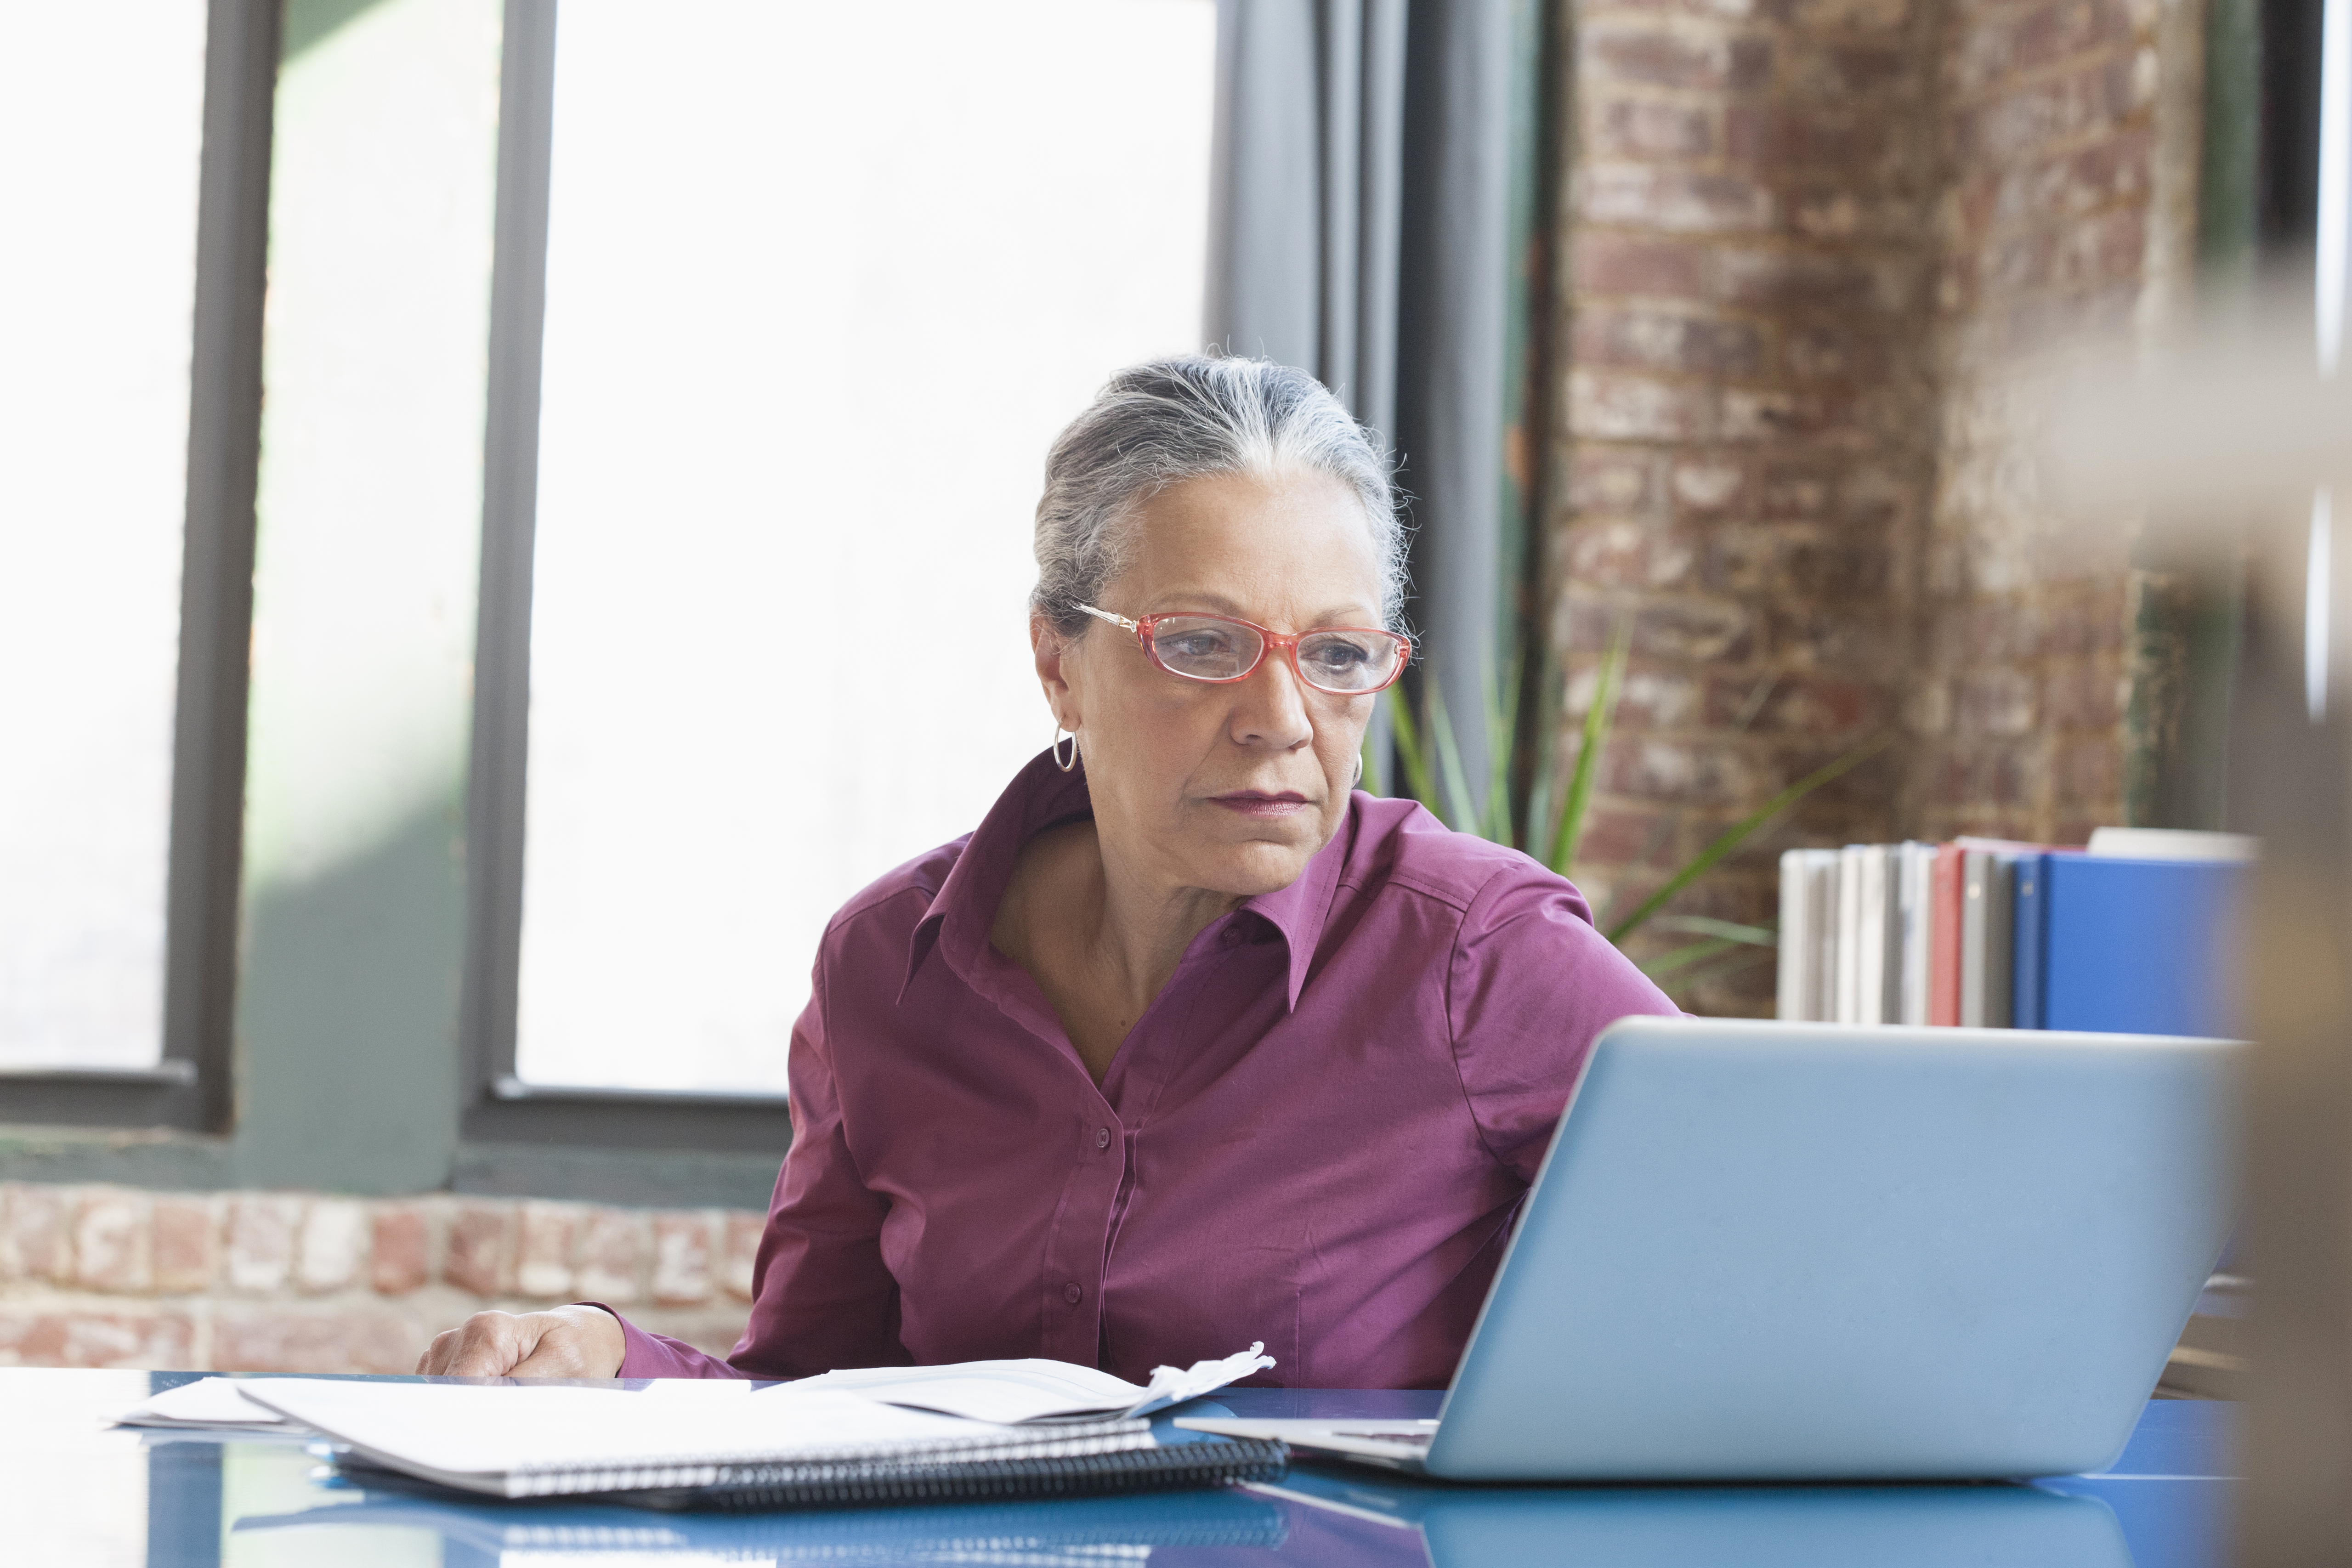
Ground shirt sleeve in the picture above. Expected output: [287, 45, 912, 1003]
[726, 965, 912, 1378]
[1445, 864, 1682, 1185]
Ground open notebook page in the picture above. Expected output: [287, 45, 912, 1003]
[238, 1378, 1064, 1497]
[788, 1342, 1275, 1423]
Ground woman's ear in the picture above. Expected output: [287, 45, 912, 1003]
[1031, 611, 1082, 731]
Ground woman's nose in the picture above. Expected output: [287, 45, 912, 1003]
[1227, 652, 1315, 749]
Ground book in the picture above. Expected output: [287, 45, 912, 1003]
[1958, 850, 2014, 1028]
[2011, 851, 2054, 1030]
[1776, 849, 1811, 1020]
[2041, 855, 2249, 1037]
[1836, 846, 1866, 1023]
[1896, 843, 1933, 1025]
[1928, 843, 1964, 1025]
[231, 1378, 1287, 1510]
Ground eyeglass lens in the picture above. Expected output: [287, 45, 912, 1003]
[1147, 616, 1402, 693]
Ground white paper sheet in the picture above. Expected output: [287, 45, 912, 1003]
[116, 1377, 289, 1430]
[787, 1343, 1275, 1422]
[242, 1378, 1022, 1484]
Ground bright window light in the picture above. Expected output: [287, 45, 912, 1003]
[0, 5, 210, 1070]
[516, 0, 1217, 1092]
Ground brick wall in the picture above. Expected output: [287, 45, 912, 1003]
[1909, 0, 2169, 843]
[1549, 0, 1947, 1009]
[1549, 0, 2193, 1000]
[0, 1183, 762, 1372]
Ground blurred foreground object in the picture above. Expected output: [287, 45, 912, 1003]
[2047, 304, 2352, 1563]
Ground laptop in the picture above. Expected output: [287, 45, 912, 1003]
[1178, 1015, 2239, 1480]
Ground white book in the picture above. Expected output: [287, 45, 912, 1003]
[1897, 842, 1932, 1025]
[1807, 850, 1841, 1022]
[1855, 846, 1888, 1025]
[2085, 827, 2257, 861]
[1835, 846, 1867, 1024]
[1777, 849, 1809, 1021]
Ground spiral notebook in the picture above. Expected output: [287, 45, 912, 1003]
[236, 1377, 1286, 1511]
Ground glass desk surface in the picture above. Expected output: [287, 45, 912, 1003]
[2, 1368, 2233, 1568]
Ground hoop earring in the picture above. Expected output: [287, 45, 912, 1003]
[1051, 725, 1080, 773]
[1353, 754, 1365, 789]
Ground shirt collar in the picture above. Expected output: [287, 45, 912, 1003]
[902, 747, 1349, 1013]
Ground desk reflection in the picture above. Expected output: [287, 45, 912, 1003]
[1260, 1466, 2134, 1568]
[202, 1450, 2134, 1568]
[233, 1484, 1292, 1566]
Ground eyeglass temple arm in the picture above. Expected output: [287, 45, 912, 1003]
[1073, 603, 1139, 632]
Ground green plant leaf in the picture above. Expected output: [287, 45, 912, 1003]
[1646, 915, 1777, 946]
[1387, 685, 1438, 811]
[1655, 942, 1777, 996]
[1546, 616, 1632, 876]
[1638, 934, 1745, 979]
[1428, 681, 1480, 832]
[1481, 656, 1519, 843]
[1604, 730, 1895, 945]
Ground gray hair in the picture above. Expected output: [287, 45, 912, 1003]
[1030, 354, 1406, 637]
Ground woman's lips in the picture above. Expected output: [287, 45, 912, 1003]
[1210, 791, 1311, 818]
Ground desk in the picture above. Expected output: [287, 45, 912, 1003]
[5, 1369, 2232, 1567]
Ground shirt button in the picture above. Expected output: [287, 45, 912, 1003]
[1063, 1282, 1083, 1305]
[1094, 1127, 1112, 1150]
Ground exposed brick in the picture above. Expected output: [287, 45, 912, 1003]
[1715, 248, 1885, 310]
[653, 1213, 716, 1307]
[723, 1212, 764, 1303]
[1632, 598, 1757, 662]
[73, 1189, 151, 1295]
[0, 1308, 193, 1370]
[1575, 233, 1709, 299]
[1601, 737, 1768, 806]
[1575, 307, 1764, 376]
[515, 1202, 577, 1300]
[152, 1196, 216, 1293]
[1565, 521, 1701, 589]
[295, 1199, 364, 1295]
[1725, 105, 1888, 171]
[1955, 59, 2137, 163]
[1582, 22, 1773, 91]
[224, 1196, 302, 1295]
[444, 1203, 514, 1297]
[576, 1208, 648, 1305]
[214, 1310, 419, 1376]
[371, 1205, 430, 1296]
[1566, 448, 1661, 514]
[1569, 369, 1715, 442]
[1721, 388, 1855, 443]
[1578, 164, 1774, 233]
[1671, 459, 1746, 513]
[0, 1183, 72, 1283]
[1589, 96, 1715, 158]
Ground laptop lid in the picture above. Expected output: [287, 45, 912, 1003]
[1427, 1017, 2239, 1481]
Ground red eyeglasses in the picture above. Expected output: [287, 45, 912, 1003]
[1075, 603, 1411, 696]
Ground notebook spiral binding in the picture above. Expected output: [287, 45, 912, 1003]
[503, 1418, 1157, 1498]
[633, 1437, 1293, 1512]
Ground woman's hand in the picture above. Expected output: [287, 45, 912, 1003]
[415, 1303, 627, 1378]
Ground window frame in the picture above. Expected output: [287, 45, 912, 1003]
[1, 0, 276, 1133]
[459, 0, 793, 1153]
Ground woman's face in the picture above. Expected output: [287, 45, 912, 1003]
[1036, 468, 1387, 901]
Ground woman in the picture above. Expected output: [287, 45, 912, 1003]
[421, 356, 1676, 1386]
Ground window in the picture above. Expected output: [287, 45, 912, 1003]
[0, 0, 266, 1126]
[469, 0, 1217, 1109]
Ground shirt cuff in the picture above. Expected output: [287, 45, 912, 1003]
[575, 1301, 752, 1381]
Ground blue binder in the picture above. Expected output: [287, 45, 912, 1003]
[2033, 856, 2246, 1038]
[2010, 853, 2052, 1030]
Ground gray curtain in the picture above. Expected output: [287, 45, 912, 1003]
[1205, 0, 1521, 802]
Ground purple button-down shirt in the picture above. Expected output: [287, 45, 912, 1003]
[612, 750, 1677, 1387]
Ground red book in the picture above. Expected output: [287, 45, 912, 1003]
[1928, 843, 1965, 1026]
